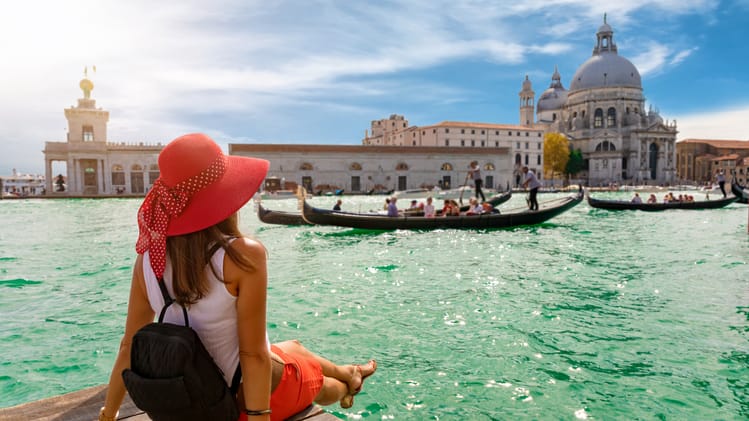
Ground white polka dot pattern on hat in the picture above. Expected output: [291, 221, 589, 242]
[135, 155, 227, 280]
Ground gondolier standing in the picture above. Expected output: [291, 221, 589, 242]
[522, 166, 541, 211]
[716, 170, 726, 198]
[469, 161, 486, 202]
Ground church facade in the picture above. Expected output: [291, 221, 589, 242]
[528, 17, 678, 185]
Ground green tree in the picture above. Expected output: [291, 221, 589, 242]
[543, 132, 569, 187]
[565, 148, 584, 182]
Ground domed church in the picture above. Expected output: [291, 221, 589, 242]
[523, 16, 678, 185]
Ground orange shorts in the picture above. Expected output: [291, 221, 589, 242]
[237, 345, 323, 421]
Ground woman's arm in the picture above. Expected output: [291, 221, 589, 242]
[227, 238, 272, 419]
[100, 254, 156, 420]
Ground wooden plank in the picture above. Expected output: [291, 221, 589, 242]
[0, 385, 336, 421]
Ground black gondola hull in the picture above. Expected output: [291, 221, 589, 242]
[301, 192, 582, 230]
[587, 195, 738, 211]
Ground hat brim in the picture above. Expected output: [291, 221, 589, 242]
[166, 155, 269, 236]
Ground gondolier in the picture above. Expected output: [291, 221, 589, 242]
[521, 166, 541, 211]
[469, 161, 486, 203]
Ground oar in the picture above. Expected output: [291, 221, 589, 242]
[458, 171, 470, 206]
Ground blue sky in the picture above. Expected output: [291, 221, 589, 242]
[1, 0, 748, 176]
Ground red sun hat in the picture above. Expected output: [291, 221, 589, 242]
[136, 133, 269, 279]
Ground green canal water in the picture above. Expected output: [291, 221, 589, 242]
[1, 193, 747, 419]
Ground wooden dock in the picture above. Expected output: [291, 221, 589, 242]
[0, 385, 336, 421]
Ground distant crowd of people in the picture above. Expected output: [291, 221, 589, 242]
[632, 192, 698, 204]
[368, 196, 497, 217]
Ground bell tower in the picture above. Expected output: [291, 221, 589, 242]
[519, 75, 535, 127]
[64, 66, 109, 143]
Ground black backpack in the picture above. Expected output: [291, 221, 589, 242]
[122, 279, 241, 421]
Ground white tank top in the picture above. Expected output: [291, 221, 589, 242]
[142, 243, 268, 385]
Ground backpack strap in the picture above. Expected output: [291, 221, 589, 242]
[230, 364, 242, 395]
[156, 277, 190, 327]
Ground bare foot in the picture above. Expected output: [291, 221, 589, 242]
[340, 360, 377, 409]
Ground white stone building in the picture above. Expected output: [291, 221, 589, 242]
[43, 76, 163, 196]
[363, 116, 545, 188]
[230, 143, 511, 193]
[1, 169, 46, 197]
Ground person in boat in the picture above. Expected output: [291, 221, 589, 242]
[482, 201, 496, 214]
[716, 170, 727, 197]
[383, 197, 390, 210]
[468, 161, 486, 202]
[387, 197, 399, 217]
[333, 199, 342, 211]
[408, 199, 423, 212]
[465, 197, 483, 215]
[99, 134, 376, 421]
[647, 194, 657, 204]
[441, 199, 458, 216]
[423, 196, 436, 218]
[521, 166, 541, 211]
[631, 193, 642, 204]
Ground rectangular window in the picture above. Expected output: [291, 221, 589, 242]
[525, 142, 529, 149]
[82, 125, 94, 142]
[538, 143, 541, 150]
[495, 131, 499, 135]
[509, 132, 512, 136]
[471, 130, 475, 134]
[524, 155, 529, 165]
[461, 129, 465, 134]
[351, 176, 361, 192]
[471, 140, 475, 147]
[112, 172, 125, 185]
[525, 132, 529, 137]
[398, 176, 407, 191]
[445, 139, 449, 146]
[445, 128, 450, 133]
[481, 141, 485, 147]
[537, 155, 541, 165]
[461, 140, 465, 146]
[516, 142, 520, 149]
[485, 175, 494, 189]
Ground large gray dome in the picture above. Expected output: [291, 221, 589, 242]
[570, 52, 641, 91]
[569, 18, 642, 92]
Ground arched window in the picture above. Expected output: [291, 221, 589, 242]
[594, 108, 603, 128]
[484, 163, 495, 171]
[349, 162, 362, 171]
[299, 162, 313, 171]
[441, 163, 453, 171]
[396, 162, 409, 171]
[595, 141, 616, 152]
[515, 154, 522, 165]
[607, 107, 616, 127]
[131, 164, 143, 171]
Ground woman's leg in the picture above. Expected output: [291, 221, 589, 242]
[274, 340, 376, 406]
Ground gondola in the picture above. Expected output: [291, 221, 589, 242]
[587, 194, 738, 211]
[731, 182, 748, 204]
[299, 190, 582, 230]
[257, 190, 514, 226]
[257, 203, 311, 225]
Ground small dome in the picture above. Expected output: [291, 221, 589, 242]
[537, 67, 567, 112]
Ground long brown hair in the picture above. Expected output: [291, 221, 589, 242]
[165, 213, 256, 306]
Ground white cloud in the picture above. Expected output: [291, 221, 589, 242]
[675, 106, 749, 141]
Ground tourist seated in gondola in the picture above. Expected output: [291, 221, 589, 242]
[423, 197, 436, 218]
[482, 201, 497, 214]
[647, 194, 657, 203]
[677, 194, 684, 202]
[631, 193, 642, 204]
[441, 199, 459, 216]
[383, 197, 390, 210]
[465, 197, 483, 215]
[387, 197, 399, 216]
[408, 199, 423, 212]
